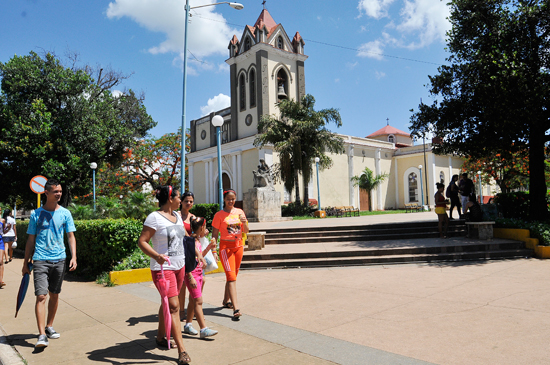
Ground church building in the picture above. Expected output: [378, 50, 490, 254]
[187, 8, 466, 211]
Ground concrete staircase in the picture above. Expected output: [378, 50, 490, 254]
[242, 220, 533, 269]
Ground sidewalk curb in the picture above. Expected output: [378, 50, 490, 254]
[109, 261, 225, 285]
[0, 324, 25, 365]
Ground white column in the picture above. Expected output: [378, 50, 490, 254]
[237, 153, 243, 200]
[348, 144, 354, 206]
[375, 148, 382, 210]
[204, 160, 210, 204]
[231, 154, 237, 193]
[209, 158, 214, 204]
[188, 162, 194, 193]
[448, 156, 453, 180]
[394, 158, 399, 209]
[428, 153, 436, 207]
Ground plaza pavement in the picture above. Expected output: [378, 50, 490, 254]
[0, 212, 549, 365]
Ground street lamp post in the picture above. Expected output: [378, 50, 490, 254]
[315, 157, 321, 210]
[180, 1, 244, 195]
[90, 162, 97, 212]
[212, 115, 224, 211]
[418, 165, 424, 210]
[477, 170, 483, 205]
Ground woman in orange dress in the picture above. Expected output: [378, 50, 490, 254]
[211, 189, 248, 320]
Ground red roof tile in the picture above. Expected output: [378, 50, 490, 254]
[367, 125, 410, 138]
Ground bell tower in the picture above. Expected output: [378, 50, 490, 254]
[226, 7, 308, 140]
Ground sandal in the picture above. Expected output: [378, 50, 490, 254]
[222, 301, 234, 309]
[232, 309, 242, 320]
[155, 337, 176, 349]
[178, 351, 191, 364]
[0, 282, 5, 288]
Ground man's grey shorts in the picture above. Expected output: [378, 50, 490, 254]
[33, 259, 66, 296]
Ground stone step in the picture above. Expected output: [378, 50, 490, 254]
[240, 249, 534, 269]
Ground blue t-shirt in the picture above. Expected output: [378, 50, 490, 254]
[27, 206, 76, 261]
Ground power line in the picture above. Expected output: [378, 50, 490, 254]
[189, 13, 442, 66]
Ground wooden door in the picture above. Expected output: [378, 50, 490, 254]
[359, 189, 370, 211]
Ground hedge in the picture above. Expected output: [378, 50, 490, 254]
[16, 219, 143, 278]
[189, 203, 219, 229]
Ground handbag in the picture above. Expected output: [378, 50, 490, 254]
[183, 236, 197, 273]
[199, 236, 218, 273]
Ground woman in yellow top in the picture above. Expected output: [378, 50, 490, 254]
[434, 182, 449, 239]
[212, 189, 248, 320]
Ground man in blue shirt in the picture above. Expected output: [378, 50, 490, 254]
[23, 179, 77, 348]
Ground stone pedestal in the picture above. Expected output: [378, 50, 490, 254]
[466, 222, 495, 240]
[246, 231, 266, 251]
[243, 188, 290, 222]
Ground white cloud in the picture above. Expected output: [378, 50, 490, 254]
[106, 0, 239, 63]
[112, 89, 124, 98]
[356, 0, 450, 57]
[346, 61, 359, 69]
[375, 71, 386, 79]
[357, 40, 385, 60]
[335, 78, 340, 83]
[358, 0, 396, 19]
[200, 93, 230, 116]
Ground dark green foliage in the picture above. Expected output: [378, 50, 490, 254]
[495, 218, 550, 246]
[493, 192, 531, 220]
[16, 219, 143, 279]
[281, 202, 316, 217]
[189, 203, 219, 229]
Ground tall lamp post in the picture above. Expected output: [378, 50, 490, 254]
[180, 1, 244, 195]
[418, 165, 424, 210]
[212, 115, 224, 211]
[90, 162, 97, 212]
[315, 157, 321, 210]
[477, 170, 483, 205]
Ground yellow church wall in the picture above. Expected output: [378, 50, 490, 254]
[240, 148, 260, 194]
[195, 121, 211, 151]
[235, 56, 258, 140]
[192, 162, 206, 204]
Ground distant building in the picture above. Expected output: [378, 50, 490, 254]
[187, 8, 465, 210]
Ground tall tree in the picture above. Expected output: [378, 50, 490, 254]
[351, 167, 389, 211]
[409, 0, 550, 220]
[254, 94, 345, 204]
[0, 52, 156, 206]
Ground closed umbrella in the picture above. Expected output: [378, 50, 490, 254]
[156, 258, 172, 349]
[15, 262, 33, 318]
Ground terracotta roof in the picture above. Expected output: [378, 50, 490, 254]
[367, 125, 410, 138]
[230, 34, 239, 45]
[253, 9, 278, 37]
[292, 31, 304, 45]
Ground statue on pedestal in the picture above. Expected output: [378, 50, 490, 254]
[252, 159, 274, 190]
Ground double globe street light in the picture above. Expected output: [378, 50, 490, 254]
[180, 1, 244, 195]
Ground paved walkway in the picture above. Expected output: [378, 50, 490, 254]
[0, 213, 548, 365]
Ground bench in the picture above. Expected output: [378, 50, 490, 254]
[405, 203, 421, 213]
[343, 206, 360, 217]
[465, 221, 495, 240]
[334, 206, 347, 217]
[246, 231, 266, 251]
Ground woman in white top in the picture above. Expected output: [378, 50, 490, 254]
[137, 185, 191, 365]
[3, 209, 16, 263]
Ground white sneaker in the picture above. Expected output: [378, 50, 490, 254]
[36, 334, 49, 348]
[45, 326, 60, 339]
[183, 323, 198, 335]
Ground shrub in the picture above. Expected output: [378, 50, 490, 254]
[16, 219, 143, 279]
[190, 204, 219, 229]
[495, 218, 550, 246]
[493, 192, 530, 220]
[281, 201, 316, 217]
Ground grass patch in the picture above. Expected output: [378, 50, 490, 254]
[294, 209, 408, 220]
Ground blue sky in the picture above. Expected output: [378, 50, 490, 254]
[1, 0, 450, 141]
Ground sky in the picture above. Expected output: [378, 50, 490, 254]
[0, 0, 451, 141]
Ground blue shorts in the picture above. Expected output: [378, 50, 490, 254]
[3, 236, 15, 243]
[33, 259, 66, 296]
[0, 239, 4, 251]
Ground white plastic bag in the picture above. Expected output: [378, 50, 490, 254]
[199, 236, 218, 273]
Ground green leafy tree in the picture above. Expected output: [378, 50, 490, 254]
[351, 167, 388, 211]
[0, 51, 156, 207]
[254, 94, 345, 204]
[409, 0, 550, 220]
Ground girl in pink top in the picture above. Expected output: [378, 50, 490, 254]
[182, 217, 218, 338]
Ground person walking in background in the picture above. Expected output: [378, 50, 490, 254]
[23, 179, 77, 348]
[0, 219, 6, 288]
[458, 173, 475, 215]
[434, 182, 449, 239]
[137, 185, 191, 365]
[212, 189, 249, 321]
[178, 191, 195, 321]
[182, 216, 218, 338]
[3, 209, 17, 262]
[447, 175, 462, 220]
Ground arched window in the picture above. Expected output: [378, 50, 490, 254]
[249, 68, 256, 108]
[388, 134, 395, 143]
[277, 36, 284, 50]
[239, 73, 246, 111]
[276, 68, 288, 101]
[244, 37, 251, 52]
[408, 172, 418, 202]
[440, 171, 445, 184]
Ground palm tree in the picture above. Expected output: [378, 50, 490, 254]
[351, 167, 388, 211]
[254, 94, 344, 205]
